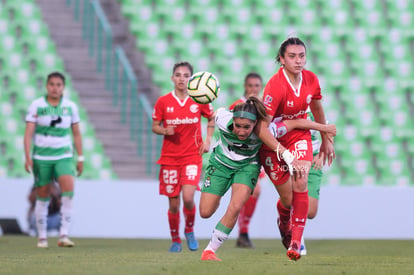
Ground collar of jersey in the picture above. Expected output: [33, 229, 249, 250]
[282, 68, 302, 98]
[172, 90, 189, 107]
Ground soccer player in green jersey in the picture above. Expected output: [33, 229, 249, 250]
[199, 97, 336, 261]
[24, 72, 83, 248]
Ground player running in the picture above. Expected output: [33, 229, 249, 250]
[200, 97, 336, 261]
[229, 72, 265, 248]
[259, 37, 335, 261]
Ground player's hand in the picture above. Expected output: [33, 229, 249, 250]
[25, 158, 33, 173]
[164, 126, 175, 136]
[312, 152, 324, 170]
[199, 140, 210, 155]
[291, 157, 304, 180]
[320, 139, 335, 166]
[77, 161, 83, 176]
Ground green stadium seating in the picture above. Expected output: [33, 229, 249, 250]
[0, 1, 117, 179]
[117, 0, 414, 186]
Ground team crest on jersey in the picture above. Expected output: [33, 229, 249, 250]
[306, 94, 312, 104]
[167, 107, 174, 113]
[264, 95, 273, 105]
[190, 104, 199, 113]
[62, 107, 68, 115]
[204, 177, 211, 187]
[287, 101, 294, 107]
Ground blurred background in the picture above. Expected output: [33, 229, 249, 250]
[0, 0, 413, 238]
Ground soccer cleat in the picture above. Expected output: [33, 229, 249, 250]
[201, 250, 221, 261]
[287, 241, 301, 261]
[37, 239, 48, 248]
[236, 233, 254, 248]
[277, 218, 292, 249]
[184, 232, 199, 251]
[168, 242, 182, 253]
[57, 236, 75, 247]
[300, 237, 307, 256]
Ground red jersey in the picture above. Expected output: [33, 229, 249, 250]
[229, 96, 246, 110]
[152, 91, 214, 165]
[262, 67, 322, 147]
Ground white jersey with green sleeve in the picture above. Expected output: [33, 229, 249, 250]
[307, 110, 321, 156]
[25, 96, 80, 160]
[211, 108, 262, 169]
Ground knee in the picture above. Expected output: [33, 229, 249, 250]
[307, 210, 317, 219]
[199, 208, 213, 219]
[307, 204, 318, 219]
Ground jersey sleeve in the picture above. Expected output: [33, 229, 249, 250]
[201, 103, 214, 118]
[215, 108, 232, 131]
[71, 102, 81, 124]
[311, 72, 322, 100]
[152, 98, 164, 121]
[262, 77, 281, 118]
[25, 101, 38, 123]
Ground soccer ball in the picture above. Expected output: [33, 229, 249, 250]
[187, 71, 220, 104]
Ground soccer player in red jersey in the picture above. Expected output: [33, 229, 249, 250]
[259, 37, 335, 261]
[152, 62, 215, 253]
[229, 72, 265, 248]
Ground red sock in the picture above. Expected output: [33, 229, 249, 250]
[168, 211, 181, 243]
[291, 191, 309, 245]
[238, 196, 258, 234]
[183, 205, 196, 234]
[277, 199, 291, 226]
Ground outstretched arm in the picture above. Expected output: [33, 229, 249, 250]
[199, 115, 216, 155]
[283, 118, 336, 137]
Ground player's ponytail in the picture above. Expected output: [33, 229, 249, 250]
[233, 97, 267, 121]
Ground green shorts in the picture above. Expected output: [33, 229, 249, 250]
[308, 164, 323, 200]
[33, 158, 75, 187]
[201, 158, 260, 196]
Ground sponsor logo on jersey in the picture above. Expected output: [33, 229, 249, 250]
[167, 107, 174, 113]
[291, 140, 308, 159]
[287, 101, 294, 107]
[264, 95, 273, 105]
[306, 94, 312, 104]
[280, 110, 307, 120]
[165, 117, 199, 125]
[190, 104, 199, 113]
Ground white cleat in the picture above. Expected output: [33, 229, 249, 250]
[300, 236, 307, 256]
[37, 239, 48, 248]
[58, 236, 75, 247]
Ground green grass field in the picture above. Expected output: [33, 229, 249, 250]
[1, 236, 413, 275]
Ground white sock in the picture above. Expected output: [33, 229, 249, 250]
[35, 199, 50, 240]
[59, 196, 73, 237]
[205, 229, 229, 252]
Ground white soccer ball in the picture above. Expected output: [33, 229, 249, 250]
[187, 71, 220, 104]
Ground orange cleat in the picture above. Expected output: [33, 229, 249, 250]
[201, 250, 222, 261]
[287, 241, 301, 261]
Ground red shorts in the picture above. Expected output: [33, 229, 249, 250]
[259, 138, 313, 186]
[159, 162, 202, 197]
